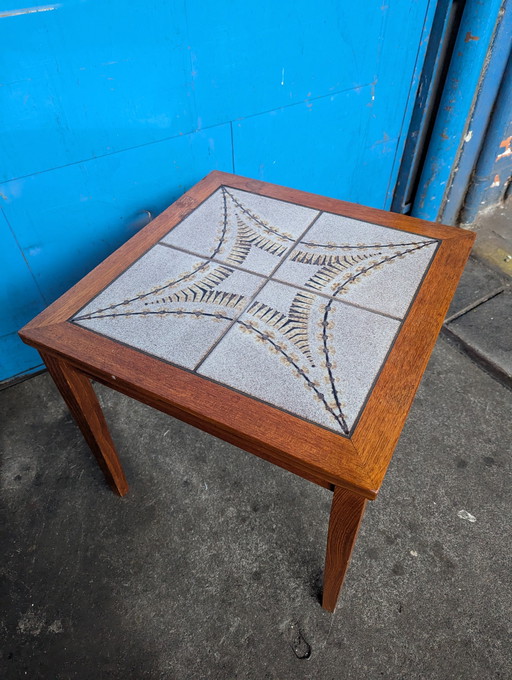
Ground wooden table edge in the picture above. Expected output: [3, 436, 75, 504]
[19, 323, 376, 499]
[17, 172, 477, 613]
[18, 171, 475, 503]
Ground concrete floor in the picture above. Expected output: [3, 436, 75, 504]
[443, 255, 511, 387]
[1, 330, 511, 679]
[469, 196, 512, 278]
[445, 194, 512, 387]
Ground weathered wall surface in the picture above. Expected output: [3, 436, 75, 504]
[1, 1, 434, 380]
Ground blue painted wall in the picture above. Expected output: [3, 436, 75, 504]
[1, 0, 434, 381]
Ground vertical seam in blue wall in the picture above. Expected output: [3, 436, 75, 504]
[1, 206, 49, 306]
[230, 120, 236, 174]
[383, 0, 436, 210]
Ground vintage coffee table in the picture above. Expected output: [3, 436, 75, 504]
[19, 171, 474, 611]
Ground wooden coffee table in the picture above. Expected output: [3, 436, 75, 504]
[19, 171, 474, 611]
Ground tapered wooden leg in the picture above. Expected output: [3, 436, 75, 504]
[322, 486, 367, 612]
[41, 352, 128, 496]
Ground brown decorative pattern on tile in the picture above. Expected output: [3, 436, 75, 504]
[72, 186, 439, 436]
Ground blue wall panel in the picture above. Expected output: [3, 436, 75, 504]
[1, 1, 193, 181]
[233, 86, 398, 209]
[0, 212, 46, 381]
[1, 0, 434, 380]
[1, 124, 233, 304]
[1, 1, 434, 182]
[185, 1, 374, 122]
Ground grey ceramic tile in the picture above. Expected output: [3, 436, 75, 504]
[72, 244, 263, 369]
[198, 280, 400, 435]
[161, 186, 319, 276]
[274, 212, 438, 319]
[72, 188, 440, 436]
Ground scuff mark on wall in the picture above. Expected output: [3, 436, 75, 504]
[0, 4, 60, 18]
[371, 132, 390, 148]
[366, 79, 377, 107]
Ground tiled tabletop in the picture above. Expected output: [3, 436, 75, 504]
[72, 186, 439, 436]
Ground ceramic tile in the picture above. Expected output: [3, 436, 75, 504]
[198, 280, 400, 435]
[72, 244, 263, 369]
[72, 187, 440, 437]
[161, 186, 319, 276]
[274, 212, 438, 319]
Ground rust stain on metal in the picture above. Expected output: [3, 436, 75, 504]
[441, 131, 449, 140]
[464, 32, 479, 42]
[496, 136, 512, 161]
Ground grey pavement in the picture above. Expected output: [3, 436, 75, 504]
[443, 255, 511, 387]
[1, 333, 511, 678]
[469, 197, 512, 278]
[2, 248, 512, 679]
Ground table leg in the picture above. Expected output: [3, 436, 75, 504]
[322, 485, 367, 612]
[41, 352, 128, 497]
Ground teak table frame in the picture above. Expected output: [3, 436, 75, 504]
[19, 172, 475, 612]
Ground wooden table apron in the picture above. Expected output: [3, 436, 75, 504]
[19, 171, 475, 612]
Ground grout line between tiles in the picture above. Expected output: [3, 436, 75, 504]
[156, 241, 404, 323]
[192, 211, 325, 372]
[226, 185, 443, 243]
[157, 241, 268, 278]
[69, 187, 221, 322]
[273, 276, 403, 321]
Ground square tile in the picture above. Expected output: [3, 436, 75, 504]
[197, 280, 400, 435]
[72, 244, 263, 369]
[274, 212, 438, 319]
[161, 186, 319, 276]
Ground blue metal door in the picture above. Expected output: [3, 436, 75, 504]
[393, 0, 512, 225]
[1, 0, 437, 381]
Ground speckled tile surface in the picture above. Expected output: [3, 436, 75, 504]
[161, 187, 319, 275]
[73, 245, 264, 370]
[72, 186, 439, 435]
[273, 212, 438, 319]
[197, 280, 400, 433]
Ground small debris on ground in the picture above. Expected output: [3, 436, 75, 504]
[457, 509, 477, 522]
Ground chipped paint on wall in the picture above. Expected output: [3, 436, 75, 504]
[496, 135, 512, 161]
